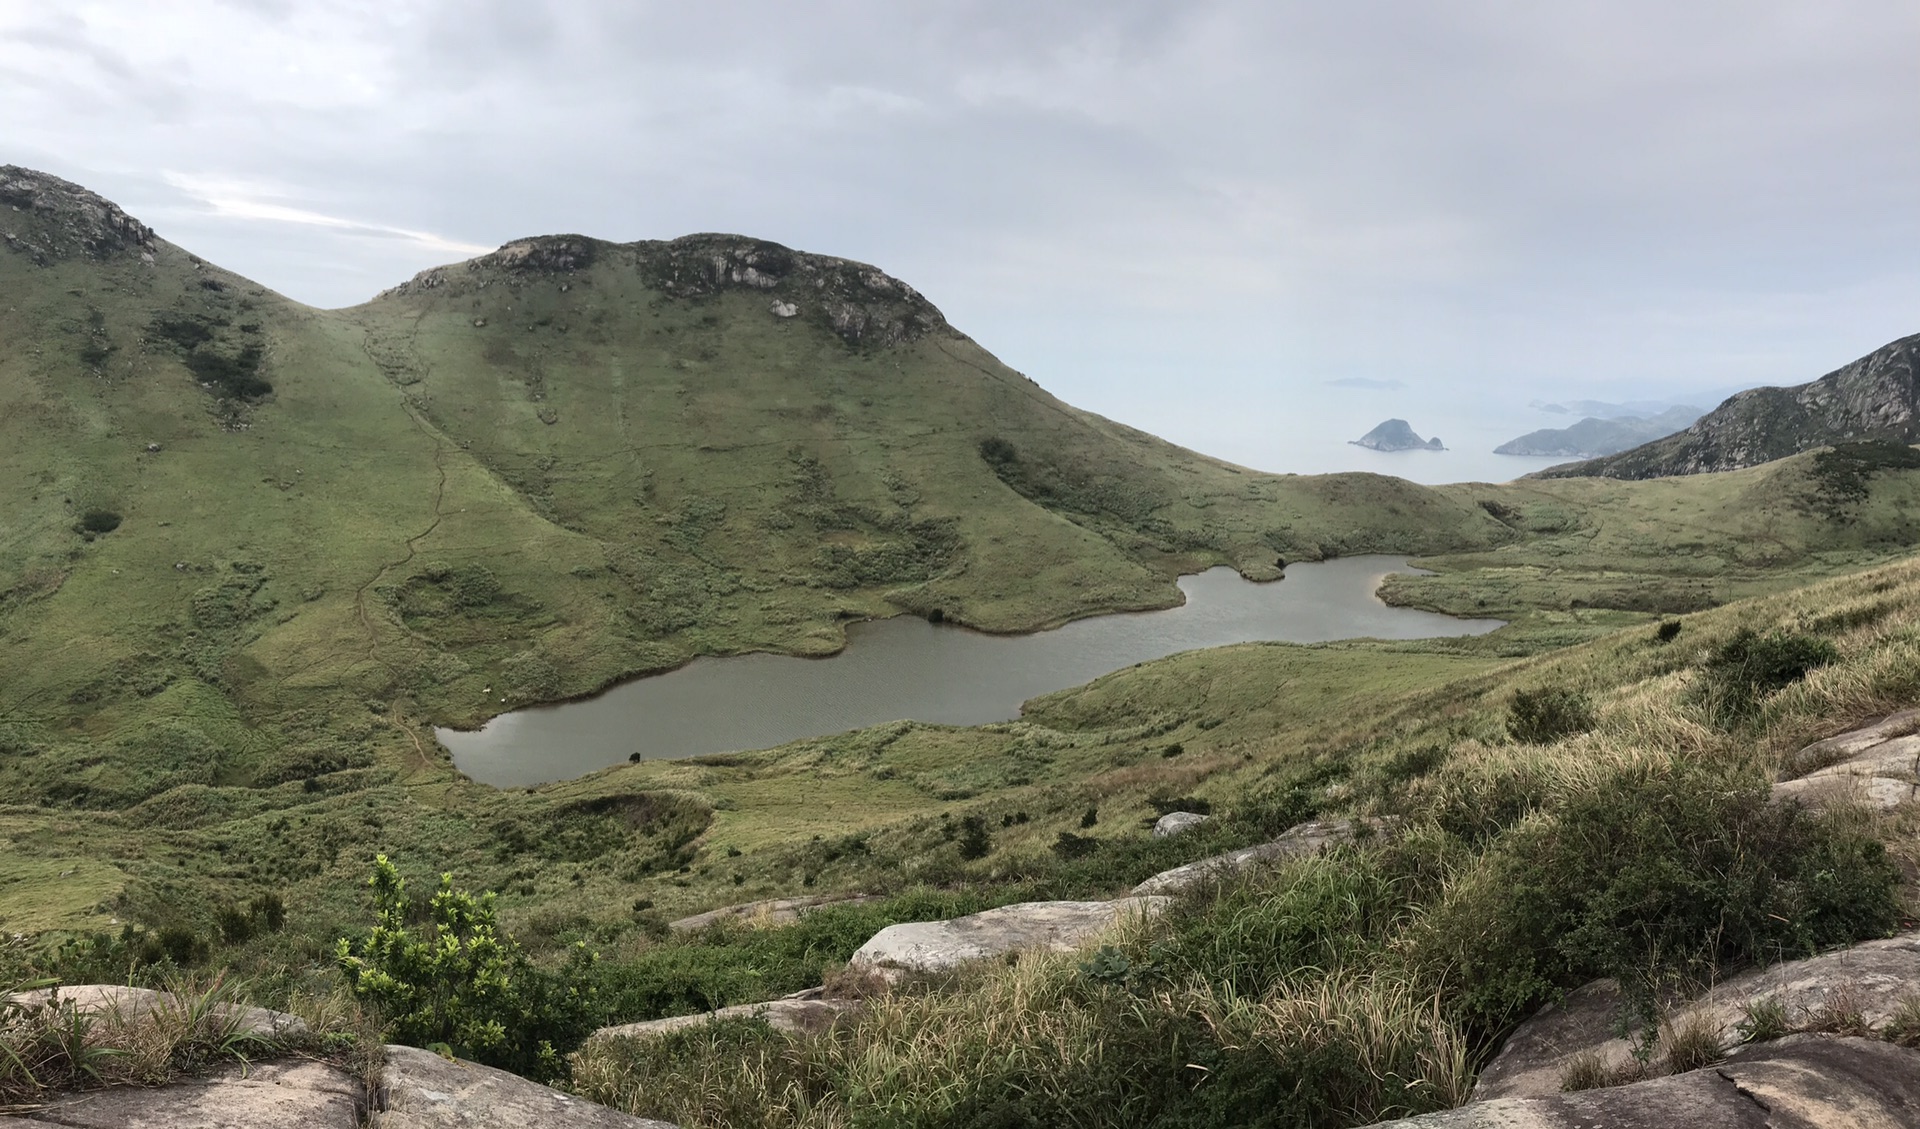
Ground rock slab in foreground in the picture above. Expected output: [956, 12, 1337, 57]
[1364, 1036, 1920, 1128]
[1473, 932, 1920, 1101]
[375, 1045, 678, 1129]
[1775, 709, 1920, 812]
[1132, 817, 1398, 896]
[8, 984, 308, 1040]
[851, 898, 1168, 975]
[4, 1059, 365, 1127]
[591, 989, 856, 1043]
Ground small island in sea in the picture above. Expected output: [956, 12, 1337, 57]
[1350, 418, 1445, 451]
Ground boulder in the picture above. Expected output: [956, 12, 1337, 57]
[1131, 817, 1398, 896]
[8, 984, 308, 1040]
[1152, 811, 1210, 838]
[1473, 932, 1920, 1100]
[850, 897, 1168, 975]
[375, 1045, 677, 1128]
[5, 1058, 365, 1127]
[1363, 1036, 1920, 1128]
[667, 892, 883, 933]
[590, 988, 856, 1043]
[1774, 710, 1920, 812]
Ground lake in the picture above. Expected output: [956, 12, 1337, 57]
[440, 554, 1504, 786]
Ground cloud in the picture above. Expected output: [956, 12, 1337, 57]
[161, 173, 492, 257]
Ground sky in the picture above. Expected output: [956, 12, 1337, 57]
[3, 1, 1916, 483]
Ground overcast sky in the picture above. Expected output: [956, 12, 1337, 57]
[3, 2, 1916, 481]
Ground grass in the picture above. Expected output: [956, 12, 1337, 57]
[3, 170, 1920, 1119]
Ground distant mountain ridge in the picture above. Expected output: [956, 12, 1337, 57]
[1536, 332, 1920, 479]
[1495, 406, 1702, 459]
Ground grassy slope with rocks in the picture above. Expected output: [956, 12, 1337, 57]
[2, 166, 1920, 1121]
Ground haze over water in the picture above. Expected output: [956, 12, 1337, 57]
[442, 556, 1503, 786]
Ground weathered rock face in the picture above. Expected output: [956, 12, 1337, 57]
[1131, 817, 1399, 896]
[850, 897, 1169, 975]
[4, 1058, 367, 1128]
[1773, 709, 1920, 812]
[380, 232, 953, 349]
[590, 988, 856, 1044]
[667, 892, 883, 934]
[375, 1045, 678, 1128]
[1536, 331, 1920, 479]
[1152, 811, 1211, 838]
[1364, 1036, 1920, 1128]
[1471, 932, 1920, 1101]
[0, 165, 159, 262]
[7, 984, 308, 1041]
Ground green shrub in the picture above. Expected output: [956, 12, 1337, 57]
[335, 856, 598, 1081]
[77, 510, 121, 534]
[1695, 629, 1838, 726]
[1414, 760, 1899, 1036]
[1506, 686, 1596, 743]
[956, 815, 992, 860]
[1655, 620, 1683, 643]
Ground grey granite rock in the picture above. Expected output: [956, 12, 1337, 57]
[8, 984, 308, 1040]
[1132, 817, 1399, 896]
[5, 1059, 364, 1127]
[1472, 932, 1920, 1101]
[1151, 811, 1211, 838]
[850, 897, 1168, 975]
[590, 988, 856, 1042]
[1365, 1036, 1920, 1128]
[375, 1045, 677, 1128]
[1774, 711, 1920, 812]
[667, 892, 883, 934]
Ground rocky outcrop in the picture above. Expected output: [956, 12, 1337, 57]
[7, 984, 308, 1041]
[0, 165, 158, 262]
[380, 233, 953, 349]
[1773, 709, 1920, 812]
[6, 1058, 368, 1128]
[850, 898, 1169, 976]
[1152, 811, 1210, 838]
[1536, 331, 1920, 479]
[667, 892, 883, 934]
[1131, 817, 1399, 896]
[1364, 1036, 1920, 1129]
[1351, 419, 1444, 452]
[375, 1044, 677, 1128]
[1470, 932, 1920, 1101]
[589, 988, 855, 1044]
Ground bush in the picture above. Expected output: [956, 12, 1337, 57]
[1655, 620, 1683, 643]
[956, 815, 992, 860]
[77, 510, 121, 534]
[1506, 686, 1596, 744]
[335, 856, 598, 1081]
[1414, 760, 1899, 1036]
[1696, 629, 1838, 726]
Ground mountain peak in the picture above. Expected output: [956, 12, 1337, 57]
[378, 231, 954, 349]
[0, 165, 157, 263]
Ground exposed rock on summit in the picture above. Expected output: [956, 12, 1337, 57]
[0, 165, 158, 263]
[379, 232, 953, 349]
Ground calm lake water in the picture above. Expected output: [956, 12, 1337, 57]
[440, 555, 1503, 786]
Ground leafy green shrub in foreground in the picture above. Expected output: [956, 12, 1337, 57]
[1695, 628, 1838, 726]
[335, 856, 598, 1081]
[1505, 686, 1596, 744]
